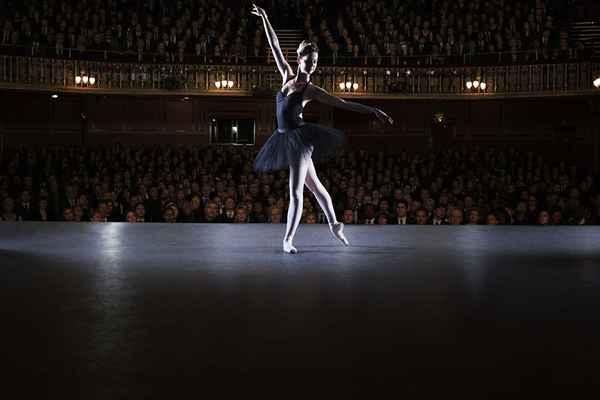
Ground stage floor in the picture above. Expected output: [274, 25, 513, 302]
[2, 223, 600, 397]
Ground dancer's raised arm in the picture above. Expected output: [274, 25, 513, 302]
[251, 3, 293, 83]
[307, 84, 394, 125]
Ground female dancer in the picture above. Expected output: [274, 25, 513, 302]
[251, 3, 394, 254]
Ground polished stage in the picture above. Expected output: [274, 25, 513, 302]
[2, 223, 600, 397]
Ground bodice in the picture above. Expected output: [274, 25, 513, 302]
[275, 81, 309, 132]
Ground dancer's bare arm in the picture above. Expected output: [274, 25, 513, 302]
[251, 4, 293, 84]
[307, 84, 394, 125]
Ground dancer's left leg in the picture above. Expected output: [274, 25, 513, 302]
[304, 158, 338, 225]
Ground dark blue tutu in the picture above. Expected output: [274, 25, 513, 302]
[253, 122, 346, 172]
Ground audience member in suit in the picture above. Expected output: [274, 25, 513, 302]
[360, 203, 377, 224]
[16, 190, 35, 221]
[393, 200, 412, 224]
[432, 206, 447, 225]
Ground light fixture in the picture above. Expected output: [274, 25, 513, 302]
[89, 76, 96, 85]
[338, 82, 345, 90]
[51, 94, 59, 99]
[480, 82, 487, 90]
[466, 81, 473, 89]
[594, 78, 600, 88]
[82, 75, 89, 84]
[406, 69, 411, 76]
[352, 83, 358, 90]
[473, 80, 480, 88]
[75, 76, 82, 84]
[345, 81, 352, 89]
[386, 70, 391, 76]
[215, 81, 221, 88]
[227, 80, 234, 88]
[220, 79, 227, 88]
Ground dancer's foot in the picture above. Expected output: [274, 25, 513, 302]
[283, 239, 298, 254]
[330, 222, 350, 246]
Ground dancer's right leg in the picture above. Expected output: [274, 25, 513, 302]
[283, 151, 310, 253]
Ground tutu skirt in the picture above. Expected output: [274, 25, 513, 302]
[253, 122, 346, 172]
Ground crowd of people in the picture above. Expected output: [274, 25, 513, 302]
[1, 143, 598, 225]
[0, 0, 251, 63]
[307, 0, 577, 65]
[0, 0, 585, 65]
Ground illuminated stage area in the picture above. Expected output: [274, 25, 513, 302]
[2, 223, 600, 397]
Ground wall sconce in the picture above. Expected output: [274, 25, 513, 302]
[339, 81, 359, 92]
[215, 79, 235, 89]
[75, 73, 96, 87]
[466, 78, 487, 92]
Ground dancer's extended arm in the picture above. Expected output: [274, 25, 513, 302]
[251, 4, 293, 82]
[308, 84, 394, 125]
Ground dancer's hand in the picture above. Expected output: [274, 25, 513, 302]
[251, 3, 267, 19]
[373, 108, 394, 125]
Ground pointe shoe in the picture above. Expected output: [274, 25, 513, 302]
[330, 222, 350, 246]
[283, 239, 298, 254]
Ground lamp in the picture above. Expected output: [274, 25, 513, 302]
[466, 81, 473, 89]
[352, 82, 358, 90]
[215, 81, 221, 88]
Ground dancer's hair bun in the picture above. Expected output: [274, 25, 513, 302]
[297, 40, 319, 57]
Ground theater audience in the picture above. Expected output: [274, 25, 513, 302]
[0, 144, 598, 226]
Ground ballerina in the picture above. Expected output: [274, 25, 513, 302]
[251, 3, 394, 254]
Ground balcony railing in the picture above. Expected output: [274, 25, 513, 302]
[0, 54, 598, 97]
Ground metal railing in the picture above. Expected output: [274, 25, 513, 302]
[0, 54, 598, 96]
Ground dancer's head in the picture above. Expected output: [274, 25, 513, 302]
[296, 40, 318, 75]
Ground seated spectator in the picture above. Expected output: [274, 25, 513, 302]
[377, 212, 389, 225]
[1, 197, 18, 221]
[486, 213, 499, 225]
[415, 208, 429, 225]
[342, 208, 355, 224]
[467, 209, 480, 225]
[449, 207, 463, 225]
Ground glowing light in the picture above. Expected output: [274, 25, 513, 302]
[473, 80, 480, 88]
[75, 76, 82, 84]
[82, 75, 89, 84]
[466, 81, 473, 89]
[480, 82, 487, 90]
[220, 79, 227, 88]
[51, 94, 59, 99]
[406, 69, 411, 75]
[215, 81, 221, 88]
[594, 78, 600, 88]
[89, 76, 96, 85]
[345, 81, 352, 89]
[352, 82, 358, 90]
[338, 82, 345, 90]
[385, 70, 391, 76]
[227, 80, 234, 88]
